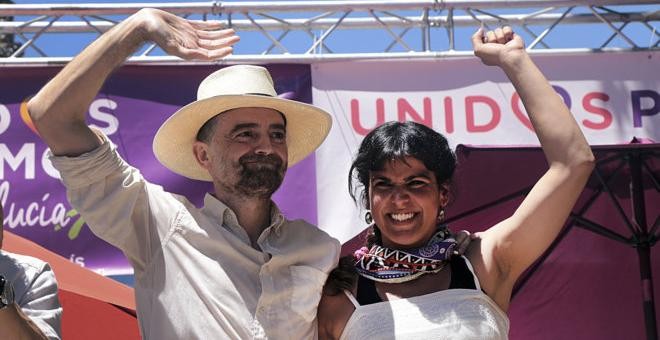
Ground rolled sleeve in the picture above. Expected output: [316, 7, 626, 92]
[49, 136, 123, 190]
[49, 134, 183, 273]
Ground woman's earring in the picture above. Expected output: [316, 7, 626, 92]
[437, 209, 445, 222]
[365, 210, 374, 225]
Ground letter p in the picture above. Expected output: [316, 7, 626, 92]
[631, 90, 659, 128]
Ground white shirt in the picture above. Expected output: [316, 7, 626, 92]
[50, 137, 340, 340]
[0, 250, 63, 340]
[340, 257, 509, 340]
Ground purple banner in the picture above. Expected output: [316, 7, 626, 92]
[0, 64, 317, 275]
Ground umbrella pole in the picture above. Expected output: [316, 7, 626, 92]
[636, 245, 658, 340]
[630, 151, 658, 340]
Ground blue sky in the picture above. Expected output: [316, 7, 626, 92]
[9, 1, 660, 58]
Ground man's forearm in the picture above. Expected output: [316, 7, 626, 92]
[0, 303, 48, 340]
[27, 11, 147, 156]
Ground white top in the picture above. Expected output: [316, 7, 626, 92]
[0, 250, 63, 340]
[340, 257, 509, 340]
[50, 136, 340, 340]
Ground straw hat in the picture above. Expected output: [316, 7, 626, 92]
[153, 65, 332, 181]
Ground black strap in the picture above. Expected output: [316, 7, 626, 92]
[448, 256, 477, 290]
[356, 275, 382, 305]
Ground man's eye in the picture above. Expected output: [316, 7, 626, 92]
[271, 131, 286, 140]
[236, 131, 253, 138]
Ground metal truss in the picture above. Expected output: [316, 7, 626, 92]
[0, 0, 658, 65]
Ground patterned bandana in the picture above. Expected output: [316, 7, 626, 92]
[354, 226, 457, 283]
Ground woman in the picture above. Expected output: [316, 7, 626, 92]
[318, 26, 595, 339]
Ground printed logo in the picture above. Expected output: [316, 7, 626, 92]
[419, 243, 440, 257]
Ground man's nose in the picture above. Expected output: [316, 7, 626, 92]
[254, 134, 274, 155]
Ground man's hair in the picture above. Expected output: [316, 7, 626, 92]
[196, 114, 221, 144]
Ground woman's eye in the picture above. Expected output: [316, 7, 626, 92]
[408, 180, 427, 188]
[373, 181, 392, 189]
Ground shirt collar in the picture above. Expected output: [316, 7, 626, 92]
[201, 193, 286, 244]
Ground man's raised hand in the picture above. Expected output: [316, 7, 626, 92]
[138, 8, 239, 61]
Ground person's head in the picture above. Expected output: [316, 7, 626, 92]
[349, 121, 456, 249]
[152, 65, 332, 198]
[192, 107, 288, 199]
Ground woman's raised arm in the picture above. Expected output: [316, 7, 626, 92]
[469, 27, 595, 309]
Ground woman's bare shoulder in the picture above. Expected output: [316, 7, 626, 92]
[318, 286, 357, 340]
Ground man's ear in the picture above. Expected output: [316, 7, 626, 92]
[192, 141, 211, 170]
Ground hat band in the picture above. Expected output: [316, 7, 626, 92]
[245, 92, 275, 97]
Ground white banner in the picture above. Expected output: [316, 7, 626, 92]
[312, 51, 660, 243]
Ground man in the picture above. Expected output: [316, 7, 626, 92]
[1, 203, 63, 340]
[27, 8, 338, 339]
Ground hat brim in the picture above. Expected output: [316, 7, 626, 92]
[153, 95, 332, 181]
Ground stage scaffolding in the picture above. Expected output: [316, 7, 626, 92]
[0, 0, 658, 65]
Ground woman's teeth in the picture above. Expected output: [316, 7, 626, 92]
[390, 212, 415, 221]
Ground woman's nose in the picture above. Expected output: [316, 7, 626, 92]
[390, 186, 410, 206]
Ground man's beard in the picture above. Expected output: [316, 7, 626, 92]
[235, 154, 286, 197]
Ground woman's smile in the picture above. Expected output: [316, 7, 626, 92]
[388, 212, 417, 222]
